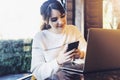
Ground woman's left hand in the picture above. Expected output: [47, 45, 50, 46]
[73, 49, 85, 59]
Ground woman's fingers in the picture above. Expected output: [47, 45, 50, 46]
[79, 51, 85, 59]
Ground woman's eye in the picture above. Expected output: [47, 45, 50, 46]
[51, 17, 58, 22]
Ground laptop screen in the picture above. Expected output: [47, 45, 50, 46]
[84, 28, 120, 72]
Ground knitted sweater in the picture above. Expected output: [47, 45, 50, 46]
[31, 25, 87, 80]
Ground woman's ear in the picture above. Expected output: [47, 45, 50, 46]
[44, 21, 47, 24]
[43, 20, 51, 29]
[45, 18, 49, 25]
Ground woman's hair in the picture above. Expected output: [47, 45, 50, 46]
[40, 0, 65, 30]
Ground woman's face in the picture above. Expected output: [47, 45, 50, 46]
[48, 9, 66, 34]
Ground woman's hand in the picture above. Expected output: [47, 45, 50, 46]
[73, 49, 85, 59]
[56, 48, 75, 65]
[56, 47, 85, 65]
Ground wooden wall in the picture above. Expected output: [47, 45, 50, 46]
[84, 0, 103, 40]
[66, 0, 75, 25]
[66, 0, 103, 40]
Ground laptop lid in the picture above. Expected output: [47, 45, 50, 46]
[84, 28, 120, 73]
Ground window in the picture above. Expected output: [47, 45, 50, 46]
[0, 0, 42, 39]
[103, 0, 120, 29]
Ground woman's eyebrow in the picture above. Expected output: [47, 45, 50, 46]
[51, 17, 57, 18]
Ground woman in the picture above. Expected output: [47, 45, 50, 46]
[31, 0, 87, 80]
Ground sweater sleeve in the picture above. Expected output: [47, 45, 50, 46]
[74, 26, 87, 52]
[30, 33, 60, 80]
[75, 27, 87, 60]
[68, 25, 87, 52]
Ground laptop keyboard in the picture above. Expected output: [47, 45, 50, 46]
[61, 63, 120, 80]
[62, 62, 84, 71]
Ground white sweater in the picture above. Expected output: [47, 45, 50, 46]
[31, 25, 87, 80]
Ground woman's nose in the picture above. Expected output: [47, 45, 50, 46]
[57, 18, 63, 24]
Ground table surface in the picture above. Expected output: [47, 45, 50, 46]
[67, 69, 120, 80]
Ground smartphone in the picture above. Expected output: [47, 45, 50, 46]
[66, 41, 79, 52]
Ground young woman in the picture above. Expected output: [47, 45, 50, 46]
[31, 0, 87, 80]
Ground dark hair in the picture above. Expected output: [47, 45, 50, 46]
[40, 0, 65, 30]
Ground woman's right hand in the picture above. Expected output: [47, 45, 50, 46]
[56, 47, 75, 65]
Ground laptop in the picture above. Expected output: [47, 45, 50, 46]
[61, 28, 120, 73]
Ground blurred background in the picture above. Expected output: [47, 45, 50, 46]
[0, 0, 42, 40]
[0, 0, 120, 79]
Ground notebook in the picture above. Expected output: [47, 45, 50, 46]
[60, 28, 120, 73]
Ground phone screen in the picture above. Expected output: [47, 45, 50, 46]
[66, 41, 79, 52]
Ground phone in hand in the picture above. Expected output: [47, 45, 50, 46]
[66, 41, 79, 52]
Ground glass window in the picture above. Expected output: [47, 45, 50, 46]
[103, 0, 120, 29]
[0, 0, 42, 39]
